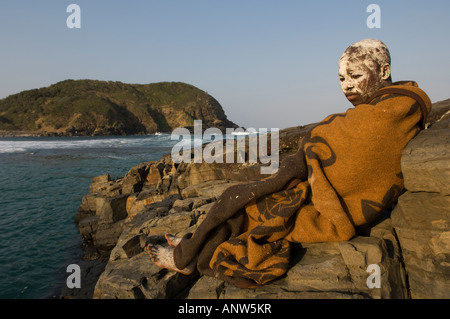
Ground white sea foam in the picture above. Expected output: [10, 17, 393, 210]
[231, 131, 250, 135]
[0, 135, 174, 154]
[0, 147, 27, 154]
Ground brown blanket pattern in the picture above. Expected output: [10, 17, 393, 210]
[173, 81, 431, 287]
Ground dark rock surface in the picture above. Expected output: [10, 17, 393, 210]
[63, 100, 450, 299]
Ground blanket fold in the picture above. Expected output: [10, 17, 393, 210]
[173, 81, 431, 287]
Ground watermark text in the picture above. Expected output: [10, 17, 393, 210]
[366, 264, 381, 288]
[366, 4, 381, 29]
[66, 4, 81, 29]
[171, 120, 279, 174]
[66, 264, 81, 289]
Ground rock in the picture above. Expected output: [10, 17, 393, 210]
[285, 234, 404, 299]
[125, 189, 167, 218]
[89, 174, 111, 192]
[60, 260, 108, 299]
[121, 162, 150, 195]
[172, 198, 195, 212]
[90, 201, 407, 300]
[401, 118, 450, 195]
[88, 174, 123, 197]
[0, 80, 239, 136]
[277, 123, 318, 155]
[77, 194, 99, 221]
[181, 180, 244, 199]
[142, 210, 201, 238]
[93, 253, 198, 299]
[187, 275, 364, 299]
[145, 163, 163, 188]
[391, 193, 450, 298]
[192, 196, 214, 209]
[176, 162, 263, 190]
[390, 115, 450, 299]
[97, 195, 129, 224]
[187, 217, 406, 299]
[92, 193, 208, 298]
[78, 215, 99, 243]
[66, 99, 450, 299]
[84, 194, 129, 256]
[110, 234, 146, 261]
[426, 98, 450, 125]
[93, 221, 126, 256]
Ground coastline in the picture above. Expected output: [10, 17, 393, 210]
[0, 130, 169, 138]
[0, 130, 42, 138]
[66, 99, 450, 299]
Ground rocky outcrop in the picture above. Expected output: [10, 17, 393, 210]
[391, 113, 450, 298]
[0, 80, 238, 136]
[64, 100, 450, 299]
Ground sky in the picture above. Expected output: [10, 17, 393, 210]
[0, 0, 449, 129]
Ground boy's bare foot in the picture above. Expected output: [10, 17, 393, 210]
[165, 233, 182, 247]
[146, 244, 196, 275]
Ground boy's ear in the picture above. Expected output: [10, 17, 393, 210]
[381, 64, 391, 81]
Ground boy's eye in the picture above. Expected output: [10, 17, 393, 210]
[351, 74, 362, 79]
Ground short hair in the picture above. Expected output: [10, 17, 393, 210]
[341, 39, 392, 81]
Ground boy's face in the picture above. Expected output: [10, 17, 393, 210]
[338, 55, 383, 106]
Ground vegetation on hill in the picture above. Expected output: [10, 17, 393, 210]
[0, 79, 238, 136]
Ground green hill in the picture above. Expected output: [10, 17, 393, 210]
[0, 79, 238, 136]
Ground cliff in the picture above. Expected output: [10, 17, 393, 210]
[0, 80, 238, 136]
[62, 99, 450, 299]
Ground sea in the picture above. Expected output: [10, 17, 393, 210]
[0, 131, 255, 299]
[0, 133, 182, 299]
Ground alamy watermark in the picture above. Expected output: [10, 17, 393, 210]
[366, 264, 381, 289]
[66, 4, 81, 29]
[66, 264, 81, 289]
[66, 4, 380, 30]
[62, 3, 385, 291]
[170, 120, 279, 174]
[367, 4, 381, 29]
[64, 262, 381, 290]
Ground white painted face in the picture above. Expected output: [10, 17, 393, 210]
[338, 55, 383, 106]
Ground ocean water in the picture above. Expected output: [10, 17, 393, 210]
[0, 134, 179, 299]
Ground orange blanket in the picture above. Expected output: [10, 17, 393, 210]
[175, 81, 431, 287]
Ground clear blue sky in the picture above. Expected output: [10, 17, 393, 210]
[1, 0, 449, 129]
